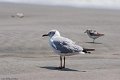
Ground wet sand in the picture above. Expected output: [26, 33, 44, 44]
[0, 2, 120, 80]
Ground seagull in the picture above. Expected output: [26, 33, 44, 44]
[42, 30, 95, 69]
[84, 30, 104, 43]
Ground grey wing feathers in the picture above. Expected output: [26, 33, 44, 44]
[51, 37, 83, 53]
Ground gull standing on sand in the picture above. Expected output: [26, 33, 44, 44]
[84, 30, 104, 43]
[42, 30, 95, 69]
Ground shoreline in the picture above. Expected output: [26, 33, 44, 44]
[1, 2, 120, 11]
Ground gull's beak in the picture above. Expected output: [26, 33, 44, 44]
[42, 34, 48, 37]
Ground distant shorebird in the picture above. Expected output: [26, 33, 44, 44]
[16, 13, 24, 18]
[42, 30, 95, 69]
[11, 13, 24, 18]
[84, 30, 104, 43]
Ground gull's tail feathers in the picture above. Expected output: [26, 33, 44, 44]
[83, 48, 95, 54]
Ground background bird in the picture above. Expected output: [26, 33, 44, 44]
[84, 30, 104, 43]
[42, 30, 95, 69]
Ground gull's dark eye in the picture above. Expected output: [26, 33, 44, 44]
[52, 32, 55, 34]
[48, 31, 56, 37]
[50, 31, 55, 35]
[48, 32, 52, 35]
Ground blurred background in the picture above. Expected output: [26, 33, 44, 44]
[0, 0, 120, 9]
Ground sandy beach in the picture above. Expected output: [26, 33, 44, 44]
[0, 2, 120, 80]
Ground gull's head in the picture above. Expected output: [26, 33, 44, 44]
[42, 30, 60, 38]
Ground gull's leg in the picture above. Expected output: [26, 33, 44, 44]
[59, 56, 62, 69]
[63, 56, 65, 68]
